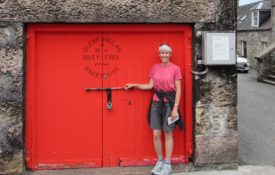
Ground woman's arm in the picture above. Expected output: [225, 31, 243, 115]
[171, 79, 181, 118]
[125, 78, 154, 90]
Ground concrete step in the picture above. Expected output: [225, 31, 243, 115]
[267, 74, 275, 82]
[262, 78, 275, 85]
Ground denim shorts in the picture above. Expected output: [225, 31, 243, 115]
[149, 101, 176, 132]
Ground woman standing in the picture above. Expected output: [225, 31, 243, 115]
[125, 44, 183, 175]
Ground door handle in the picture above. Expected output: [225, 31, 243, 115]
[84, 87, 126, 91]
[85, 86, 126, 110]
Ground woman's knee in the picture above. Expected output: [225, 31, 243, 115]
[153, 130, 161, 140]
[164, 132, 173, 140]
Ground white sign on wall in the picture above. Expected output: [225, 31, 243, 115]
[202, 32, 236, 65]
[212, 36, 230, 61]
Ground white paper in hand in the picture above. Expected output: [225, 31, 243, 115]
[167, 112, 179, 125]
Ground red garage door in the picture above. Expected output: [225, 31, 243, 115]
[26, 24, 193, 170]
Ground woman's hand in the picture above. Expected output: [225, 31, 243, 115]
[125, 84, 136, 90]
[171, 108, 178, 121]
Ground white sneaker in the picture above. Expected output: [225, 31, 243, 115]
[158, 163, 172, 175]
[151, 160, 164, 174]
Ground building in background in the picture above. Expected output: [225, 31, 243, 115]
[237, 0, 275, 84]
[237, 0, 271, 68]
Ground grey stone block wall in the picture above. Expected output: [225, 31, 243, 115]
[0, 0, 216, 23]
[256, 54, 275, 81]
[271, 4, 275, 42]
[193, 67, 237, 166]
[0, 23, 24, 174]
[237, 31, 272, 69]
[0, 0, 237, 174]
[192, 0, 238, 167]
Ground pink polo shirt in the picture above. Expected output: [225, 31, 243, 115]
[149, 63, 182, 102]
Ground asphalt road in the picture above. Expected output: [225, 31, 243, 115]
[238, 70, 275, 166]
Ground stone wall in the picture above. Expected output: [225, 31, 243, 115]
[237, 30, 272, 69]
[256, 2, 275, 82]
[0, 22, 24, 174]
[271, 2, 275, 42]
[0, 0, 237, 174]
[193, 66, 237, 167]
[193, 0, 237, 167]
[256, 54, 275, 81]
[0, 0, 216, 23]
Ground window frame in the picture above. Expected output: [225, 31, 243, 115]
[241, 40, 247, 58]
[251, 11, 259, 27]
[262, 41, 267, 50]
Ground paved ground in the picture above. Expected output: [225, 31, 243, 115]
[25, 164, 192, 175]
[237, 70, 275, 166]
[175, 166, 275, 175]
[26, 165, 275, 175]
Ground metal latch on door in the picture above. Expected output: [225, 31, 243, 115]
[84, 87, 126, 110]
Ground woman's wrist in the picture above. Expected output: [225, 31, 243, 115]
[173, 106, 178, 111]
[131, 84, 139, 89]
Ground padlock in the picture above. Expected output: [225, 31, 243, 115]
[107, 101, 112, 110]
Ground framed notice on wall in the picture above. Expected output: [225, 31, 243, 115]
[202, 32, 236, 65]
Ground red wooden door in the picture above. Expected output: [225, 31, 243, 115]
[26, 24, 192, 170]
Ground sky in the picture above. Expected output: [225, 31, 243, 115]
[239, 0, 261, 6]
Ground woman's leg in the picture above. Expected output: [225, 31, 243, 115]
[164, 131, 173, 162]
[153, 129, 163, 159]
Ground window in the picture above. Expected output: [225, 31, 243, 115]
[262, 42, 267, 50]
[241, 41, 247, 58]
[252, 11, 259, 27]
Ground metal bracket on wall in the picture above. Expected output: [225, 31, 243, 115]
[84, 87, 126, 110]
[192, 67, 208, 80]
[106, 89, 112, 110]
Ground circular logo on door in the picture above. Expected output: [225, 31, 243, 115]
[83, 36, 121, 79]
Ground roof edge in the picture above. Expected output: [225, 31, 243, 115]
[237, 28, 272, 32]
[239, 1, 262, 7]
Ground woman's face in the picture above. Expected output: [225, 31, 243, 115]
[159, 50, 171, 64]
